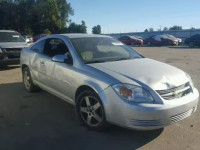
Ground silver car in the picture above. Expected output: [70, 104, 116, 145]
[0, 30, 27, 66]
[20, 34, 199, 130]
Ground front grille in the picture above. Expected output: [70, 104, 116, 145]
[5, 48, 22, 52]
[156, 82, 192, 100]
[4, 48, 22, 58]
[170, 107, 196, 124]
[129, 119, 163, 127]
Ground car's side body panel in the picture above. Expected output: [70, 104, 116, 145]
[20, 34, 119, 105]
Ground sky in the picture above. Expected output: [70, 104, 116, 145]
[67, 0, 200, 34]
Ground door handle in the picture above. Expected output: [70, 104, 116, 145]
[40, 61, 45, 65]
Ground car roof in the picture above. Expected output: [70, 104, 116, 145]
[0, 30, 17, 33]
[60, 33, 111, 39]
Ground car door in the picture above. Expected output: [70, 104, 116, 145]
[120, 36, 126, 44]
[127, 36, 132, 45]
[36, 39, 55, 90]
[30, 39, 46, 81]
[40, 37, 74, 102]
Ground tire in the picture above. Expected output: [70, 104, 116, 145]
[76, 90, 107, 130]
[22, 67, 39, 92]
[168, 41, 173, 46]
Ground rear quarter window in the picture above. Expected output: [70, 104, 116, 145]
[31, 40, 45, 53]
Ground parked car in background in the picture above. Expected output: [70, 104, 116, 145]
[185, 34, 200, 47]
[144, 35, 178, 46]
[164, 34, 182, 45]
[0, 30, 28, 67]
[23, 35, 33, 43]
[33, 34, 47, 42]
[119, 35, 143, 46]
[135, 36, 144, 40]
[21, 34, 199, 131]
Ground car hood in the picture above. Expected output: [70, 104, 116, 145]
[88, 58, 189, 90]
[0, 42, 28, 48]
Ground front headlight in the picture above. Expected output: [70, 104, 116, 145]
[112, 84, 154, 103]
[186, 73, 194, 89]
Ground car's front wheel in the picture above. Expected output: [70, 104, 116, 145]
[23, 67, 39, 92]
[76, 90, 107, 130]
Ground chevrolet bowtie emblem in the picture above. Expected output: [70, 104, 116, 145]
[173, 90, 180, 98]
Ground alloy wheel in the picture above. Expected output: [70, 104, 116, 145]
[24, 70, 31, 90]
[79, 96, 103, 127]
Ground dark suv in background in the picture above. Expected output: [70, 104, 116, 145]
[0, 30, 27, 67]
[185, 34, 200, 47]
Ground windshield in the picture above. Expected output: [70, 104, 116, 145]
[0, 32, 25, 42]
[129, 36, 137, 39]
[70, 37, 142, 64]
[166, 35, 175, 38]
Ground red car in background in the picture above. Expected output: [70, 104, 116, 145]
[119, 35, 143, 46]
[33, 34, 47, 42]
[144, 35, 178, 46]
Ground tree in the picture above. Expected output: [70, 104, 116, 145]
[31, 0, 61, 34]
[68, 21, 87, 33]
[80, 21, 87, 33]
[163, 27, 169, 31]
[144, 29, 148, 32]
[169, 25, 182, 30]
[149, 28, 154, 32]
[0, 0, 73, 35]
[56, 0, 74, 29]
[43, 28, 51, 35]
[92, 25, 101, 34]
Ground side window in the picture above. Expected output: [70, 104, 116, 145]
[31, 40, 45, 53]
[43, 38, 70, 57]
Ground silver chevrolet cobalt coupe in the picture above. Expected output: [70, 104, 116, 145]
[20, 34, 199, 130]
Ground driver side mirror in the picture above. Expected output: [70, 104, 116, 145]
[52, 54, 73, 65]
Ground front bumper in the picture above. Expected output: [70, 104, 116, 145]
[0, 57, 20, 65]
[100, 87, 199, 130]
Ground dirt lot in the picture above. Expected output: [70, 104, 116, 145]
[0, 46, 200, 150]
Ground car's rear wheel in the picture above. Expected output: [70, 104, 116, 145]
[76, 90, 107, 130]
[168, 41, 173, 46]
[23, 67, 39, 92]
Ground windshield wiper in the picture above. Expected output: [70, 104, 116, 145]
[113, 57, 130, 61]
[85, 60, 107, 64]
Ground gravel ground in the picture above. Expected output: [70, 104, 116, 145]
[0, 46, 199, 150]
